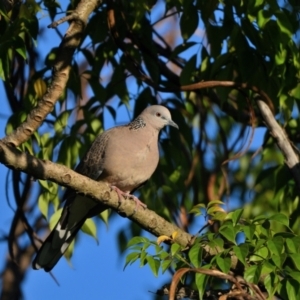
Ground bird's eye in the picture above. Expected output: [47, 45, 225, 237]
[156, 112, 161, 117]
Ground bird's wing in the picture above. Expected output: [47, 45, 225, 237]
[32, 130, 111, 271]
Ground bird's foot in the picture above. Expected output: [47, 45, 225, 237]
[111, 186, 147, 211]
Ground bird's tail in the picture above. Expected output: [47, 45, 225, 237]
[32, 195, 104, 272]
[32, 217, 85, 272]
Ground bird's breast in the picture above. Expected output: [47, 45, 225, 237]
[100, 130, 159, 192]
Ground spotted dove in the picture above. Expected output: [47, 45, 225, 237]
[32, 105, 178, 271]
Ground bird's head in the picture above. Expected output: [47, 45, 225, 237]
[141, 105, 179, 131]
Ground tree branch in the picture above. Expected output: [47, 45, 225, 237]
[0, 140, 242, 269]
[0, 141, 192, 247]
[180, 81, 275, 114]
[2, 0, 101, 147]
[256, 97, 300, 191]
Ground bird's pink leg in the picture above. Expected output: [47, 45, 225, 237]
[110, 186, 147, 210]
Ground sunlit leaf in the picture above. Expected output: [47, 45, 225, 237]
[219, 224, 236, 244]
[146, 256, 160, 277]
[127, 236, 150, 248]
[216, 255, 231, 274]
[81, 218, 98, 243]
[188, 243, 202, 268]
[233, 243, 249, 266]
[244, 265, 262, 284]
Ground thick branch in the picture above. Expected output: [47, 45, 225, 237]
[2, 0, 101, 147]
[256, 98, 300, 190]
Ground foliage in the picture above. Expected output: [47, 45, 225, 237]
[1, 0, 300, 299]
[126, 202, 299, 299]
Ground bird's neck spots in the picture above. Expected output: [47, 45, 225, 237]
[127, 116, 146, 130]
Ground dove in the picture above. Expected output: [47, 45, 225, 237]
[32, 105, 178, 271]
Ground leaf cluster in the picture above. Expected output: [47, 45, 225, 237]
[126, 202, 300, 299]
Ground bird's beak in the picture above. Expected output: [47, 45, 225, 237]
[168, 119, 179, 129]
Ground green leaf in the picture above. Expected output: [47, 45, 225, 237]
[207, 200, 224, 209]
[38, 180, 52, 192]
[161, 259, 172, 274]
[127, 236, 149, 248]
[57, 136, 82, 168]
[286, 278, 300, 300]
[255, 221, 271, 238]
[244, 264, 262, 284]
[38, 193, 49, 219]
[81, 218, 98, 242]
[243, 224, 255, 241]
[286, 238, 298, 254]
[158, 249, 169, 259]
[180, 8, 199, 41]
[54, 110, 71, 133]
[250, 246, 269, 262]
[233, 244, 249, 266]
[124, 252, 140, 270]
[188, 244, 202, 268]
[274, 232, 295, 239]
[189, 203, 205, 215]
[99, 209, 110, 226]
[90, 118, 102, 134]
[275, 10, 293, 43]
[268, 213, 290, 227]
[257, 9, 272, 28]
[271, 253, 286, 268]
[171, 243, 181, 256]
[216, 255, 231, 274]
[231, 208, 244, 225]
[140, 250, 147, 266]
[290, 254, 300, 271]
[219, 223, 236, 244]
[264, 273, 280, 298]
[261, 260, 275, 276]
[275, 43, 287, 65]
[288, 271, 300, 284]
[142, 241, 151, 252]
[210, 211, 227, 222]
[290, 83, 300, 100]
[267, 236, 284, 256]
[154, 244, 163, 254]
[179, 54, 197, 85]
[49, 208, 63, 230]
[169, 167, 181, 184]
[207, 205, 225, 215]
[253, 214, 269, 223]
[195, 265, 210, 299]
[146, 256, 160, 277]
[143, 53, 159, 84]
[210, 238, 224, 249]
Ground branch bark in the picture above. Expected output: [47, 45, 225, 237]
[256, 97, 300, 190]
